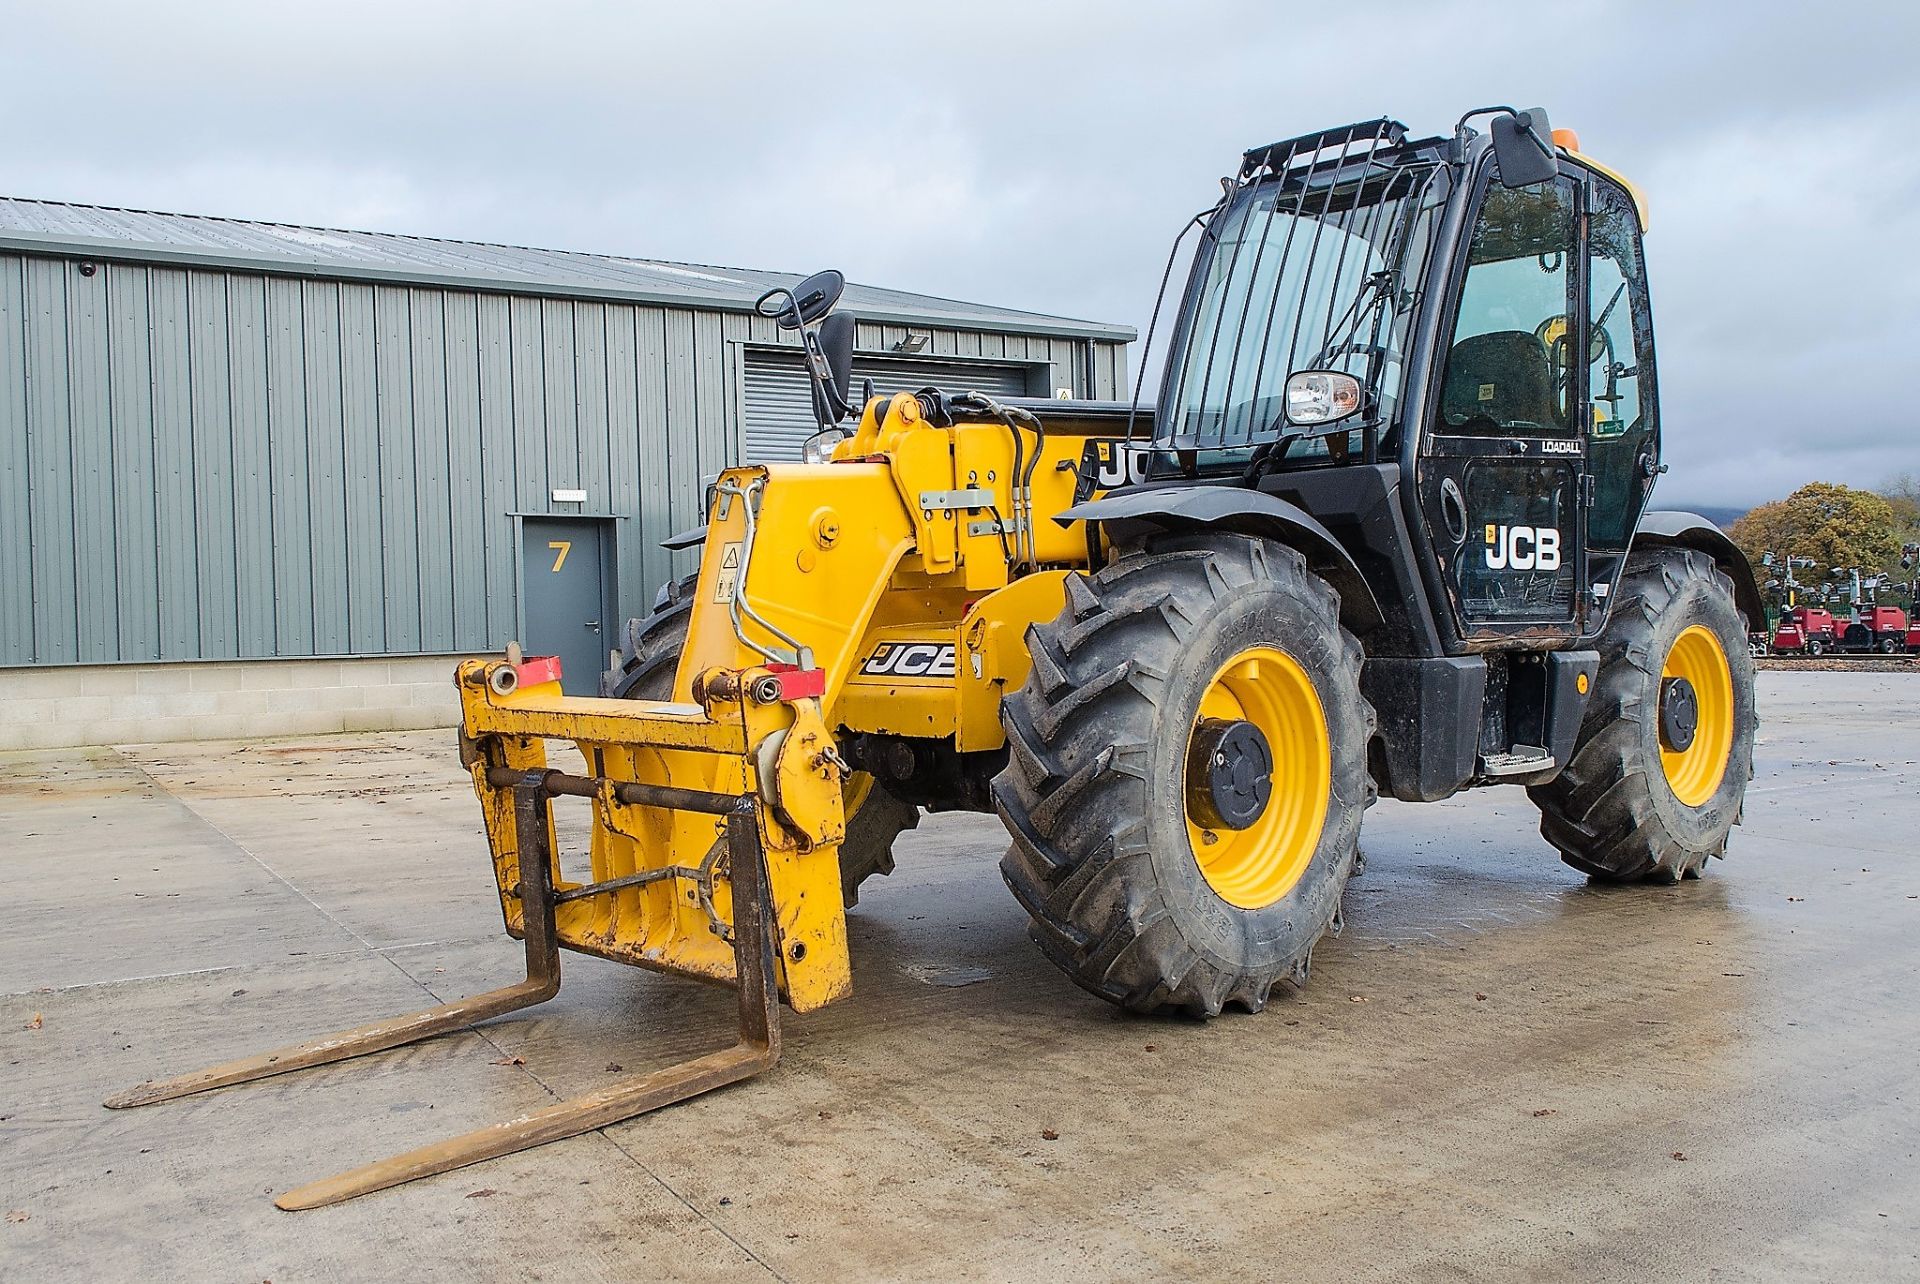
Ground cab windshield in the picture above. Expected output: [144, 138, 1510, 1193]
[1156, 161, 1436, 452]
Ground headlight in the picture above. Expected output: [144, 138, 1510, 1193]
[1283, 371, 1362, 426]
[800, 427, 848, 465]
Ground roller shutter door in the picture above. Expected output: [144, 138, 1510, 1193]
[742, 351, 1034, 462]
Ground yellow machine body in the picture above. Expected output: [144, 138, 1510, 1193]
[457, 392, 1111, 1012]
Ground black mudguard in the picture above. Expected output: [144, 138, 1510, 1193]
[1060, 486, 1384, 633]
[661, 524, 706, 550]
[1634, 511, 1766, 627]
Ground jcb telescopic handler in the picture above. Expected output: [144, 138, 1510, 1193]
[110, 108, 1760, 1208]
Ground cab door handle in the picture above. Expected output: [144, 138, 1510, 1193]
[1439, 477, 1468, 545]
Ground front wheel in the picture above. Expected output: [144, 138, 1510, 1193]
[994, 534, 1373, 1017]
[1805, 636, 1826, 658]
[1530, 549, 1756, 882]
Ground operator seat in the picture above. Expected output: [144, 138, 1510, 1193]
[1441, 330, 1558, 432]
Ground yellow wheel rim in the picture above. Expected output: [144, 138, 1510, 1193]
[1660, 624, 1734, 807]
[843, 772, 874, 818]
[1184, 645, 1331, 910]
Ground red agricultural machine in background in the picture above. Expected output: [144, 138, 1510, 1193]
[1842, 605, 1911, 655]
[1771, 606, 1839, 656]
[1770, 604, 1916, 657]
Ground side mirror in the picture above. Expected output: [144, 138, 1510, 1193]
[757, 269, 859, 431]
[1492, 107, 1559, 188]
[811, 311, 856, 425]
[755, 268, 845, 330]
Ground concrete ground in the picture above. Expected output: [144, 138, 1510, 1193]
[3, 671, 1916, 1282]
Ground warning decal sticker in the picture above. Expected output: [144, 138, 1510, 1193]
[713, 542, 743, 602]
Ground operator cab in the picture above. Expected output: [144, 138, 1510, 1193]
[1131, 110, 1661, 656]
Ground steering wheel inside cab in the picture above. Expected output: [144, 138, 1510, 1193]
[1533, 314, 1616, 427]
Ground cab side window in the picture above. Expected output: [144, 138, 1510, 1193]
[1585, 179, 1657, 550]
[1438, 176, 1577, 435]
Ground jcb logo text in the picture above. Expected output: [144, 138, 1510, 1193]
[1091, 441, 1150, 491]
[1484, 524, 1562, 571]
[860, 642, 956, 678]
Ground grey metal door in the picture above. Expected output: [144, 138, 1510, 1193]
[741, 351, 1035, 462]
[521, 518, 609, 693]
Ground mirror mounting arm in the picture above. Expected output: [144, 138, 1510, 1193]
[1454, 106, 1560, 188]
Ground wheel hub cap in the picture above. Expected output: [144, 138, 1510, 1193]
[1659, 676, 1699, 752]
[1186, 718, 1274, 831]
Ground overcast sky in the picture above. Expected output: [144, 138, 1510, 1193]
[3, 1, 1913, 508]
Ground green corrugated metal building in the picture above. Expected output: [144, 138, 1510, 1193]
[0, 196, 1131, 747]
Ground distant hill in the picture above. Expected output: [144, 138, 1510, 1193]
[1660, 504, 1749, 529]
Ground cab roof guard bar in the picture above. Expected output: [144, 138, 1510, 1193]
[1241, 118, 1408, 178]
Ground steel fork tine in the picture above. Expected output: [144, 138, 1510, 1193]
[105, 779, 784, 1211]
[105, 778, 565, 1110]
[274, 800, 781, 1210]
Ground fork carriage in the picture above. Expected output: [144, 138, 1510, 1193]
[107, 655, 846, 1209]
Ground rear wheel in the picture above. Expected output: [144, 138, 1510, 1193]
[1805, 636, 1826, 658]
[994, 533, 1372, 1017]
[1529, 550, 1756, 882]
[606, 574, 918, 906]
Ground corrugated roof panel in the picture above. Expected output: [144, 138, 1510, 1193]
[0, 195, 1134, 341]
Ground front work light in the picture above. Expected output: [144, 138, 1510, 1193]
[801, 427, 849, 465]
[1283, 370, 1362, 426]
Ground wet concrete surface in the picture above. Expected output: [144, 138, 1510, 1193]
[2, 671, 1916, 1281]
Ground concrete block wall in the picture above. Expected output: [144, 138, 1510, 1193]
[0, 656, 470, 751]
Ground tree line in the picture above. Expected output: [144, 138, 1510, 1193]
[1728, 477, 1920, 609]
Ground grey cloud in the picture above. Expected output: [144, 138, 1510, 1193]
[2, 0, 1913, 506]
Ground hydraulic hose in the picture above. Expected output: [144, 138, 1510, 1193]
[951, 392, 1046, 569]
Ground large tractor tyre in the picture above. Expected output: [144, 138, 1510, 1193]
[1529, 549, 1756, 883]
[604, 574, 919, 907]
[994, 533, 1373, 1017]
[602, 574, 699, 701]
